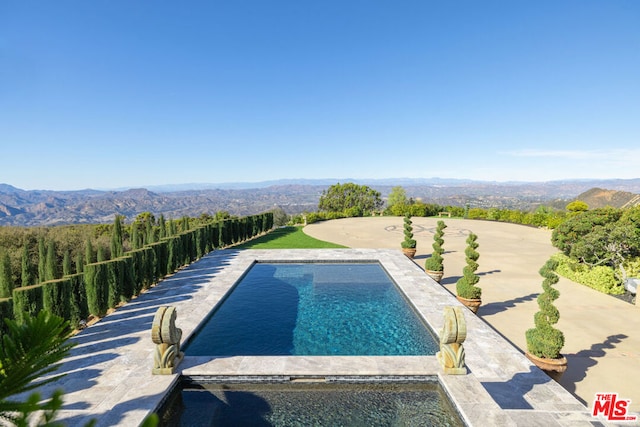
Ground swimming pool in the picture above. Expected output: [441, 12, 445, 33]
[158, 380, 465, 427]
[183, 262, 438, 356]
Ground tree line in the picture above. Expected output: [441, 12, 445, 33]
[293, 183, 569, 229]
[299, 183, 640, 295]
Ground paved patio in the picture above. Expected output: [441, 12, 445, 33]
[24, 246, 629, 426]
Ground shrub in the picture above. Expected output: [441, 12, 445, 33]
[425, 220, 446, 272]
[553, 253, 623, 294]
[624, 257, 640, 278]
[456, 233, 481, 299]
[344, 206, 363, 217]
[526, 259, 565, 359]
[551, 207, 622, 256]
[401, 214, 416, 249]
[409, 203, 427, 217]
[0, 311, 74, 425]
[467, 208, 487, 220]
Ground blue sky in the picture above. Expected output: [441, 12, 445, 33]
[1, 1, 639, 191]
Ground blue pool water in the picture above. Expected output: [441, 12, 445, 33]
[158, 381, 465, 427]
[184, 262, 437, 356]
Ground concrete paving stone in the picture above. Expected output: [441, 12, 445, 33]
[455, 404, 518, 426]
[507, 411, 576, 427]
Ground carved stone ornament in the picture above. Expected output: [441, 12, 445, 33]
[436, 306, 467, 375]
[151, 306, 184, 375]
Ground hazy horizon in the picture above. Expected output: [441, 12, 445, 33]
[2, 1, 639, 191]
[3, 176, 640, 194]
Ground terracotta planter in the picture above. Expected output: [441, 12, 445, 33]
[456, 295, 482, 314]
[402, 248, 417, 259]
[525, 351, 568, 382]
[425, 269, 444, 283]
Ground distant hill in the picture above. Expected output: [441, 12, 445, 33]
[2, 178, 640, 226]
[573, 188, 640, 209]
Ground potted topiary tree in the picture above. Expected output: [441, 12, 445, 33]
[525, 258, 567, 380]
[456, 232, 482, 313]
[401, 213, 417, 258]
[425, 220, 447, 283]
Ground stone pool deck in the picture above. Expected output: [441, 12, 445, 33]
[27, 248, 624, 426]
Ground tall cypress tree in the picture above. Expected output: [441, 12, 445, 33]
[38, 237, 46, 283]
[131, 224, 140, 250]
[75, 252, 84, 274]
[85, 238, 95, 264]
[97, 246, 106, 262]
[145, 219, 155, 244]
[21, 244, 34, 287]
[45, 240, 58, 282]
[168, 219, 177, 236]
[62, 250, 72, 276]
[159, 215, 167, 239]
[0, 250, 13, 298]
[111, 215, 124, 259]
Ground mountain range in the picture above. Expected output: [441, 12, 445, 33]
[1, 178, 639, 227]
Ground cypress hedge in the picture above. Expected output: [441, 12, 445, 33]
[195, 227, 204, 259]
[119, 256, 135, 301]
[213, 222, 220, 247]
[148, 241, 168, 279]
[12, 284, 44, 325]
[106, 259, 121, 311]
[105, 257, 134, 309]
[4, 212, 273, 328]
[129, 247, 154, 293]
[219, 220, 230, 247]
[165, 236, 180, 274]
[67, 273, 89, 327]
[42, 278, 71, 322]
[180, 232, 193, 265]
[85, 262, 109, 317]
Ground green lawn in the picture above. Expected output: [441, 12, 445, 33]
[234, 226, 347, 249]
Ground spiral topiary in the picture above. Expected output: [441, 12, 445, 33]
[456, 232, 481, 299]
[401, 213, 416, 249]
[425, 220, 447, 272]
[525, 258, 565, 359]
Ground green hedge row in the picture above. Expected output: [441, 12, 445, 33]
[553, 253, 624, 295]
[12, 284, 44, 325]
[4, 212, 273, 330]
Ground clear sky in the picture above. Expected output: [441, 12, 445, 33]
[1, 1, 639, 191]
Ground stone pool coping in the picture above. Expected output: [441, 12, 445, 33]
[33, 249, 612, 426]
